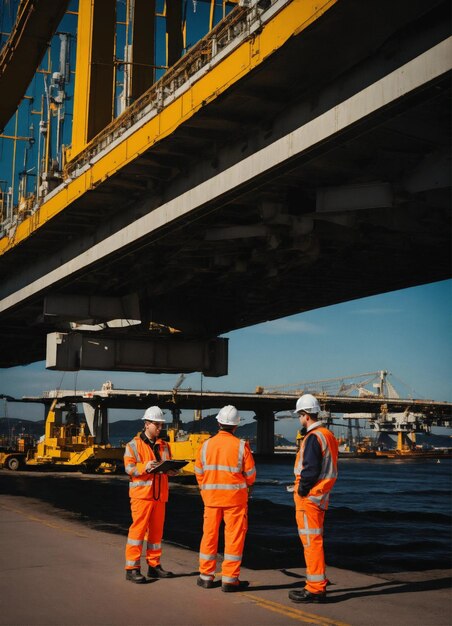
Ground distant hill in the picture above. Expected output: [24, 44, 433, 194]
[109, 413, 294, 446]
[17, 416, 452, 449]
[109, 419, 142, 439]
[0, 417, 44, 437]
[173, 413, 293, 445]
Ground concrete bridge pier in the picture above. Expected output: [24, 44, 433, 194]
[254, 409, 275, 456]
[171, 407, 182, 431]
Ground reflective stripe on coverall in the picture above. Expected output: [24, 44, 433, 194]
[294, 424, 338, 593]
[124, 435, 171, 569]
[195, 431, 256, 583]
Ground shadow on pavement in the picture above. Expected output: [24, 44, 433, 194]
[327, 576, 452, 603]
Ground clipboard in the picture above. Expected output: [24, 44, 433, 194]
[147, 459, 189, 473]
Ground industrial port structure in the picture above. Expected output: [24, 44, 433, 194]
[0, 369, 449, 473]
[12, 370, 451, 456]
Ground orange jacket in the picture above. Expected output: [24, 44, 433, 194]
[124, 433, 172, 502]
[294, 424, 338, 510]
[194, 431, 256, 507]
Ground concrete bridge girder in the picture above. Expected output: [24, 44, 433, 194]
[2, 39, 450, 305]
[0, 0, 450, 367]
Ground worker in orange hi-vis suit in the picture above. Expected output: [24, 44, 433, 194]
[288, 394, 338, 604]
[194, 405, 256, 593]
[124, 406, 179, 584]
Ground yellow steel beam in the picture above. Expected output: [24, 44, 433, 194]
[0, 0, 338, 255]
[69, 0, 94, 158]
[68, 0, 116, 160]
[209, 0, 215, 32]
[0, 135, 32, 141]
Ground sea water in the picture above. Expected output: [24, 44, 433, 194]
[103, 440, 452, 572]
[251, 458, 452, 572]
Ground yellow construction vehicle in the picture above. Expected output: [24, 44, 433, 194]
[2, 382, 214, 476]
[166, 428, 210, 475]
[165, 386, 211, 475]
[295, 429, 305, 451]
[0, 433, 36, 470]
[0, 400, 124, 473]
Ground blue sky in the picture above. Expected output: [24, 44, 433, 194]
[1, 278, 450, 441]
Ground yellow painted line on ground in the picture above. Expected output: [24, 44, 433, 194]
[245, 592, 350, 626]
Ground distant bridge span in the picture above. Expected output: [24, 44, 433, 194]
[25, 387, 452, 418]
[20, 386, 452, 455]
[0, 0, 450, 369]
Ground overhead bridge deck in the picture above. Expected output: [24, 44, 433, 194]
[0, 0, 450, 368]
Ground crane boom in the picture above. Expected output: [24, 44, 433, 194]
[257, 370, 406, 399]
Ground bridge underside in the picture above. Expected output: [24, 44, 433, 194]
[0, 0, 450, 367]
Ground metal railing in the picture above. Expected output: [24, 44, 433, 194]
[0, 0, 282, 236]
[64, 0, 281, 178]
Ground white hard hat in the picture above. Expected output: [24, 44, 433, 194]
[216, 405, 240, 426]
[294, 394, 321, 415]
[142, 406, 166, 422]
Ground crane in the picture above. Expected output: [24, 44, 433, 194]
[256, 370, 416, 399]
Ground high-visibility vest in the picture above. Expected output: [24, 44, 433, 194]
[294, 424, 338, 510]
[195, 431, 256, 507]
[124, 435, 171, 502]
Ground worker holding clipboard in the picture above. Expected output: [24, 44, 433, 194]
[123, 407, 187, 583]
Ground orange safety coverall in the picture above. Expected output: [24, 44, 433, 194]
[293, 423, 338, 594]
[124, 433, 171, 570]
[194, 431, 256, 584]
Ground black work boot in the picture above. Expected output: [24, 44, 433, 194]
[288, 589, 326, 603]
[221, 580, 249, 593]
[197, 576, 214, 589]
[147, 564, 174, 578]
[125, 569, 146, 584]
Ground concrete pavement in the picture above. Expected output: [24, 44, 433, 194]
[0, 494, 451, 626]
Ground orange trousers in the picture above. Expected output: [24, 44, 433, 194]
[125, 498, 166, 570]
[295, 498, 327, 594]
[199, 505, 248, 584]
